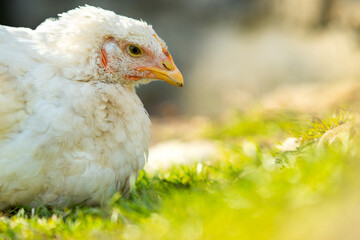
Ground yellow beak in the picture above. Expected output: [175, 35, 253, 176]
[143, 66, 183, 87]
[137, 58, 184, 87]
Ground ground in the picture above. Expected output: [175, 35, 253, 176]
[1, 108, 360, 240]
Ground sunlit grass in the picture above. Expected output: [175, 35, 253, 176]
[1, 110, 359, 239]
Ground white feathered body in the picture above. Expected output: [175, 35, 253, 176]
[0, 7, 154, 209]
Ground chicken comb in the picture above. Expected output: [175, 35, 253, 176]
[153, 34, 172, 59]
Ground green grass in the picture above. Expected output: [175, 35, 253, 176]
[1, 110, 359, 240]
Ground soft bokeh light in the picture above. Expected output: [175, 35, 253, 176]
[3, 0, 360, 116]
[2, 1, 360, 239]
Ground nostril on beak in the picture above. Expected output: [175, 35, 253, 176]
[162, 62, 173, 71]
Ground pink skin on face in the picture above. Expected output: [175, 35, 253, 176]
[99, 36, 183, 87]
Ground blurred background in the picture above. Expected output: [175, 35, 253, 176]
[2, 3, 360, 239]
[1, 0, 360, 116]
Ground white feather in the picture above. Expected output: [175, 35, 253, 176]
[0, 6, 157, 209]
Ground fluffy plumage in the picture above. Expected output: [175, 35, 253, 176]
[0, 6, 183, 209]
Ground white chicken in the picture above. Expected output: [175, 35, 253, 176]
[0, 5, 183, 209]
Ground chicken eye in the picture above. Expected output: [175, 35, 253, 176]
[127, 45, 143, 57]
